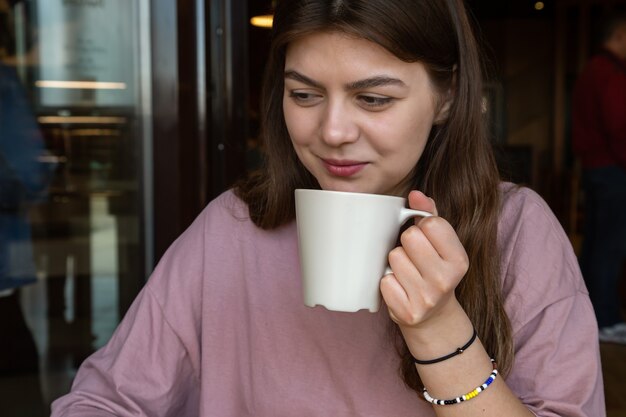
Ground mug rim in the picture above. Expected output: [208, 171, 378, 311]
[294, 188, 406, 203]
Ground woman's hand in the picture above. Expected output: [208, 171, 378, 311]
[380, 191, 535, 417]
[380, 190, 470, 333]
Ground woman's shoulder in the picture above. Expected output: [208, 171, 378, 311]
[146, 190, 253, 287]
[201, 188, 251, 224]
[496, 181, 577, 272]
[150, 188, 291, 283]
[141, 190, 259, 336]
[496, 182, 587, 329]
[497, 182, 567, 240]
[498, 182, 549, 213]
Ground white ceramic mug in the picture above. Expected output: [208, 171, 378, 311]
[295, 189, 432, 313]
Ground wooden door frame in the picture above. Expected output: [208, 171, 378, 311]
[150, 0, 248, 265]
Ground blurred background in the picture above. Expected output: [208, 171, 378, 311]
[0, 0, 624, 415]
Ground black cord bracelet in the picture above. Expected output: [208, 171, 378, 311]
[412, 328, 478, 365]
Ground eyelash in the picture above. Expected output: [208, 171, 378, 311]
[288, 91, 324, 108]
[289, 91, 393, 109]
[289, 91, 317, 101]
[358, 95, 392, 107]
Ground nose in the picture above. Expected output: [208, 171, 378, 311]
[320, 98, 359, 146]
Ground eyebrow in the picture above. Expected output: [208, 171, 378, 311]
[284, 70, 406, 91]
[284, 70, 323, 89]
[346, 76, 406, 90]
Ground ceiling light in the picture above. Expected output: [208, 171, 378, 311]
[36, 80, 127, 90]
[38, 116, 127, 125]
[250, 14, 273, 29]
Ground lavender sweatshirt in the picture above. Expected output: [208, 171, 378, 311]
[51, 185, 605, 416]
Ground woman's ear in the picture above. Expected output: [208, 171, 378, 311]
[433, 93, 454, 124]
[433, 67, 456, 125]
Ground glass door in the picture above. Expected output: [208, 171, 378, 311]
[0, 0, 152, 414]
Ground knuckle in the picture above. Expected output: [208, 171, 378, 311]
[388, 247, 404, 263]
[440, 278, 457, 294]
[451, 253, 470, 276]
[433, 273, 453, 293]
[459, 254, 470, 272]
[427, 269, 457, 295]
[400, 225, 421, 245]
[396, 306, 421, 326]
[421, 293, 438, 310]
[418, 215, 440, 230]
[407, 311, 422, 325]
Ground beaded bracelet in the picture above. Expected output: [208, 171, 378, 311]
[422, 359, 498, 405]
[413, 328, 477, 365]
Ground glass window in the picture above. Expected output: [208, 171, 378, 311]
[0, 0, 152, 414]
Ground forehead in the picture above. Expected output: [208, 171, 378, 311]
[286, 31, 402, 69]
[284, 31, 428, 83]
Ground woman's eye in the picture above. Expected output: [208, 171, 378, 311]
[358, 95, 393, 108]
[290, 92, 310, 100]
[289, 91, 321, 105]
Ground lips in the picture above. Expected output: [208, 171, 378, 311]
[321, 158, 368, 177]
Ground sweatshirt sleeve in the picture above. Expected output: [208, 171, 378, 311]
[50, 286, 200, 417]
[507, 294, 604, 417]
[498, 186, 605, 417]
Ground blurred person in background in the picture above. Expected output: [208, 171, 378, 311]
[0, 0, 52, 414]
[572, 12, 626, 345]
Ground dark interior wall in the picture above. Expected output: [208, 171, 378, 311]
[475, 0, 626, 235]
[480, 17, 555, 191]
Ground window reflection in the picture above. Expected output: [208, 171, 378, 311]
[0, 0, 150, 414]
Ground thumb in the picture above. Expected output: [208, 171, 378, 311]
[408, 190, 438, 217]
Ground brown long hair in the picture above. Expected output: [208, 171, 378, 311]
[235, 0, 513, 392]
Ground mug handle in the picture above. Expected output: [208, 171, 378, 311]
[384, 208, 434, 276]
[399, 208, 433, 224]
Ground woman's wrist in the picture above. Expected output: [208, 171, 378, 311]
[398, 297, 475, 362]
[413, 327, 477, 365]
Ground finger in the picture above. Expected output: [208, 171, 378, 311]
[399, 224, 442, 265]
[408, 190, 438, 217]
[387, 246, 426, 300]
[398, 221, 469, 289]
[380, 273, 410, 312]
[397, 225, 448, 287]
[380, 273, 417, 324]
[415, 216, 468, 267]
[382, 255, 438, 326]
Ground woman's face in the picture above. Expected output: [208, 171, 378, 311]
[283, 31, 446, 196]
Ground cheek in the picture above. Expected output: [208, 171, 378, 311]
[398, 104, 436, 146]
[283, 105, 314, 146]
[366, 111, 434, 155]
[283, 101, 299, 144]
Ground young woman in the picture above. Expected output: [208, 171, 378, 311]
[52, 0, 605, 416]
